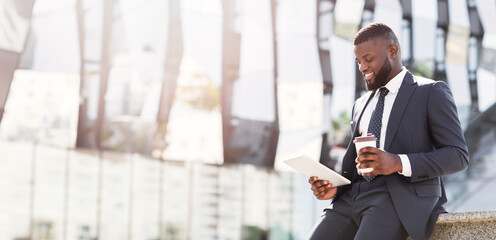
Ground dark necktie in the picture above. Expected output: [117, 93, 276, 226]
[364, 87, 389, 182]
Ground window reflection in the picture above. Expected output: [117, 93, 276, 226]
[475, 0, 496, 111]
[275, 1, 323, 169]
[446, 25, 469, 66]
[435, 28, 447, 72]
[412, 0, 437, 78]
[0, 70, 79, 148]
[445, 0, 471, 126]
[329, 35, 355, 147]
[18, 0, 79, 72]
[478, 33, 496, 111]
[69, 150, 100, 239]
[317, 0, 334, 167]
[401, 18, 413, 68]
[228, 0, 280, 168]
[317, 0, 333, 51]
[0, 141, 32, 239]
[100, 153, 130, 239]
[162, 1, 223, 164]
[162, 161, 189, 239]
[33, 146, 66, 240]
[374, 0, 402, 41]
[0, 0, 35, 52]
[334, 0, 365, 41]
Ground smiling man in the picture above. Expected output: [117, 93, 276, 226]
[307, 23, 469, 240]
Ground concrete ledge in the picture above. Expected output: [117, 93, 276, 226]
[408, 211, 496, 239]
[429, 211, 496, 240]
[436, 211, 496, 223]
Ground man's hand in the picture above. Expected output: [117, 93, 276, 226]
[356, 147, 402, 178]
[309, 176, 337, 200]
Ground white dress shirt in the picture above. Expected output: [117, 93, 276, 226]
[358, 67, 412, 177]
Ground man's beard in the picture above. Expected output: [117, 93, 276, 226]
[365, 57, 392, 91]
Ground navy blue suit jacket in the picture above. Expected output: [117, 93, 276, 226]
[335, 72, 469, 240]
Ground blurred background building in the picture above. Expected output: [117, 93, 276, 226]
[0, 0, 495, 239]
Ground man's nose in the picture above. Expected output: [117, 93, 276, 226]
[359, 63, 368, 72]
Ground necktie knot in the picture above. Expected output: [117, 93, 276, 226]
[379, 87, 389, 98]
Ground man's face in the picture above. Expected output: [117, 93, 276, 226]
[354, 38, 394, 91]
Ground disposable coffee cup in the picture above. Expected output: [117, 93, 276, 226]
[353, 134, 377, 174]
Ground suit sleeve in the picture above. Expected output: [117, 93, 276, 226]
[407, 81, 469, 182]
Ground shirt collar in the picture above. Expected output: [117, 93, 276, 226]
[379, 67, 407, 95]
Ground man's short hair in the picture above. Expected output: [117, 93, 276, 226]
[353, 22, 399, 46]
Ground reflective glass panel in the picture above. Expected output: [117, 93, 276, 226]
[162, 161, 189, 239]
[162, 0, 223, 164]
[0, 0, 35, 52]
[234, 0, 275, 122]
[18, 0, 79, 72]
[131, 156, 161, 239]
[374, 0, 402, 43]
[0, 70, 80, 148]
[275, 0, 323, 170]
[0, 141, 32, 239]
[217, 166, 243, 239]
[446, 0, 471, 125]
[32, 145, 66, 239]
[475, 0, 496, 111]
[412, 0, 437, 78]
[68, 150, 100, 239]
[100, 153, 130, 239]
[334, 0, 365, 41]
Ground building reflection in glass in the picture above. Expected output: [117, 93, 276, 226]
[476, 0, 496, 112]
[412, 0, 437, 78]
[374, 0, 402, 40]
[442, 0, 496, 213]
[445, 0, 471, 126]
[162, 1, 224, 165]
[0, 139, 324, 239]
[2, 0, 496, 239]
[275, 0, 323, 170]
[333, 0, 364, 41]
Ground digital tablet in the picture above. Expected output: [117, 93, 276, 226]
[284, 155, 351, 187]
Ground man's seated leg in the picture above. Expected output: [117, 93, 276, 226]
[353, 192, 408, 240]
[307, 201, 358, 240]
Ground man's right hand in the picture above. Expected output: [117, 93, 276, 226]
[309, 176, 337, 200]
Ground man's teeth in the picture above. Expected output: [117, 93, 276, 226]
[365, 73, 373, 80]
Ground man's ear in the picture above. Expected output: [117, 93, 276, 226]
[389, 44, 399, 58]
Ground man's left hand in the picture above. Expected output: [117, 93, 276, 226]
[355, 147, 402, 177]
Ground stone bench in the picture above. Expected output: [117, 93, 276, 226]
[408, 211, 496, 239]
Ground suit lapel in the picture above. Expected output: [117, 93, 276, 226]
[384, 71, 417, 150]
[340, 90, 376, 182]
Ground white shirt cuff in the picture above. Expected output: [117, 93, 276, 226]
[398, 154, 412, 177]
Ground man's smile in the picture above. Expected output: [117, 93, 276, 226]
[364, 72, 374, 81]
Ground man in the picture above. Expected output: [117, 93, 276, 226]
[308, 23, 469, 240]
